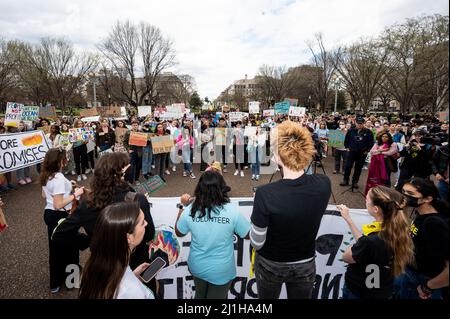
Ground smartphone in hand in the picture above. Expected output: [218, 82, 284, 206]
[140, 257, 167, 283]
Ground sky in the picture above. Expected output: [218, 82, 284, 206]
[0, 0, 448, 100]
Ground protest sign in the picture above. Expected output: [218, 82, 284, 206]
[150, 135, 174, 154]
[229, 112, 244, 122]
[59, 132, 70, 147]
[138, 106, 152, 118]
[102, 106, 121, 117]
[79, 108, 98, 117]
[39, 105, 57, 119]
[4, 102, 24, 127]
[80, 116, 100, 123]
[115, 128, 128, 144]
[262, 109, 274, 117]
[169, 103, 186, 113]
[185, 113, 195, 120]
[328, 130, 346, 148]
[68, 128, 95, 143]
[0, 130, 50, 174]
[274, 101, 290, 114]
[147, 198, 372, 299]
[134, 175, 166, 195]
[288, 106, 306, 117]
[439, 111, 449, 122]
[21, 106, 39, 122]
[120, 106, 127, 117]
[129, 131, 148, 147]
[248, 101, 260, 114]
[284, 98, 298, 106]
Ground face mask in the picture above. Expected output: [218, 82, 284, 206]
[375, 123, 380, 128]
[405, 194, 421, 208]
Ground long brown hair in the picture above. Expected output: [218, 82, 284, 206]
[79, 201, 141, 299]
[369, 186, 415, 276]
[87, 152, 129, 210]
[39, 148, 67, 186]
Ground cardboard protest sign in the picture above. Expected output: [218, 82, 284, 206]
[284, 98, 298, 106]
[0, 130, 50, 174]
[288, 106, 306, 117]
[39, 105, 57, 119]
[148, 198, 372, 299]
[134, 175, 166, 195]
[102, 106, 122, 117]
[439, 111, 449, 122]
[68, 128, 95, 143]
[138, 106, 152, 118]
[4, 102, 24, 127]
[21, 106, 39, 122]
[115, 128, 128, 144]
[79, 108, 98, 117]
[229, 112, 244, 122]
[263, 109, 274, 117]
[129, 131, 148, 147]
[249, 101, 260, 114]
[274, 101, 290, 114]
[328, 129, 346, 148]
[150, 135, 174, 154]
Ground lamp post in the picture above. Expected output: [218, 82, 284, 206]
[90, 73, 98, 107]
[333, 77, 341, 114]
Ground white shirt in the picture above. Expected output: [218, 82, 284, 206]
[42, 172, 73, 211]
[115, 266, 155, 299]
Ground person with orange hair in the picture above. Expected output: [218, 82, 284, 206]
[250, 120, 331, 299]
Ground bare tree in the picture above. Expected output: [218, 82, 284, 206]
[307, 33, 335, 112]
[98, 20, 176, 108]
[0, 38, 18, 108]
[255, 65, 296, 106]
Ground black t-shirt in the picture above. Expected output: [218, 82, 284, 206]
[250, 173, 331, 262]
[411, 213, 449, 278]
[345, 232, 394, 299]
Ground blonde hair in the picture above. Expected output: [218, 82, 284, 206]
[369, 186, 415, 276]
[271, 120, 315, 171]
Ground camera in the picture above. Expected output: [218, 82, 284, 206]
[176, 203, 183, 209]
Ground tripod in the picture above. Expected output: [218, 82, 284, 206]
[306, 158, 337, 203]
[340, 182, 365, 198]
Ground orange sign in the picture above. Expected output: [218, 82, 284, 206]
[129, 131, 148, 147]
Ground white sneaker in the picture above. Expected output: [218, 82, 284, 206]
[165, 170, 170, 175]
[183, 172, 187, 177]
[82, 174, 88, 180]
[251, 174, 255, 180]
[85, 169, 91, 174]
[152, 165, 155, 169]
[256, 175, 260, 181]
[77, 175, 82, 182]
[71, 170, 76, 176]
[189, 172, 196, 179]
[234, 170, 239, 176]
[172, 166, 176, 172]
[240, 171, 244, 177]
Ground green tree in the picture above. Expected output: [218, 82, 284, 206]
[189, 91, 202, 110]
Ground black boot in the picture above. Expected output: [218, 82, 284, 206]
[339, 180, 349, 186]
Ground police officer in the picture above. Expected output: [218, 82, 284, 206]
[340, 116, 374, 189]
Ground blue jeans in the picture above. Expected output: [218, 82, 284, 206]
[394, 267, 443, 299]
[142, 145, 153, 175]
[254, 253, 316, 299]
[342, 284, 360, 299]
[251, 147, 261, 176]
[182, 145, 192, 173]
[437, 180, 449, 203]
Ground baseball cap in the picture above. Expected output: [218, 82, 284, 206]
[356, 117, 365, 124]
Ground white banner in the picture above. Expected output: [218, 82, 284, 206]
[0, 130, 50, 174]
[80, 116, 101, 123]
[229, 112, 244, 122]
[249, 101, 260, 114]
[159, 111, 184, 120]
[4, 102, 24, 127]
[288, 106, 306, 117]
[147, 197, 372, 299]
[167, 105, 182, 114]
[138, 106, 152, 118]
[262, 109, 275, 117]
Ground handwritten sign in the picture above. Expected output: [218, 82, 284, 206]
[288, 106, 306, 117]
[150, 135, 174, 154]
[129, 131, 148, 147]
[328, 129, 346, 148]
[229, 112, 244, 122]
[39, 105, 57, 119]
[138, 106, 152, 118]
[263, 109, 275, 117]
[79, 108, 98, 117]
[21, 106, 39, 122]
[4, 102, 24, 127]
[284, 98, 298, 107]
[274, 101, 290, 115]
[249, 101, 260, 114]
[68, 128, 95, 143]
[134, 175, 166, 195]
[115, 128, 128, 144]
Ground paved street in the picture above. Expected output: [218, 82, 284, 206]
[0, 156, 367, 299]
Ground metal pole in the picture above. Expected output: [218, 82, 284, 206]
[93, 80, 97, 107]
[334, 82, 338, 113]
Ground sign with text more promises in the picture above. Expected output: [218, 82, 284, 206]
[0, 130, 50, 174]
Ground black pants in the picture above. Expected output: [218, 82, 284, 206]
[200, 143, 208, 171]
[44, 209, 69, 289]
[154, 153, 168, 181]
[73, 144, 88, 175]
[125, 151, 141, 183]
[334, 149, 348, 172]
[344, 151, 366, 184]
[215, 145, 227, 165]
[87, 151, 95, 170]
